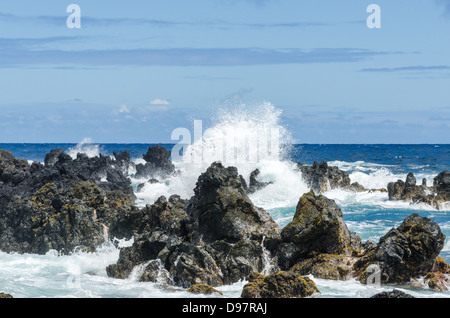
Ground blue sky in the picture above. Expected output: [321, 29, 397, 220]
[0, 0, 449, 143]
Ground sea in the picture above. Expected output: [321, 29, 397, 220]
[0, 105, 449, 299]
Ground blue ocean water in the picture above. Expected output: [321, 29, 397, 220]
[0, 143, 449, 298]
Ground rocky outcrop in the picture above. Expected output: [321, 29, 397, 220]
[433, 171, 450, 203]
[188, 284, 223, 296]
[134, 145, 175, 179]
[248, 169, 272, 193]
[370, 289, 415, 298]
[0, 292, 13, 298]
[185, 162, 280, 245]
[107, 162, 281, 288]
[240, 271, 319, 298]
[387, 173, 428, 202]
[277, 190, 361, 269]
[353, 213, 446, 285]
[0, 149, 138, 254]
[387, 171, 450, 209]
[297, 161, 351, 194]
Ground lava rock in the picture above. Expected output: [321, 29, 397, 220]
[297, 161, 351, 194]
[353, 213, 446, 285]
[277, 190, 361, 269]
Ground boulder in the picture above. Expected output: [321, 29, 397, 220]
[370, 289, 415, 298]
[0, 148, 137, 254]
[248, 169, 272, 193]
[433, 171, 450, 202]
[240, 271, 319, 298]
[187, 283, 223, 296]
[297, 161, 351, 194]
[353, 213, 446, 285]
[290, 253, 355, 281]
[106, 162, 281, 288]
[277, 190, 361, 269]
[387, 173, 428, 203]
[139, 145, 175, 178]
[185, 162, 280, 245]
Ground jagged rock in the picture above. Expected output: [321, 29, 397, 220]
[107, 162, 281, 288]
[433, 171, 450, 202]
[370, 289, 415, 298]
[387, 172, 450, 209]
[185, 162, 280, 245]
[188, 283, 223, 296]
[297, 161, 351, 194]
[387, 173, 427, 202]
[353, 213, 446, 285]
[137, 145, 175, 178]
[0, 148, 137, 254]
[240, 271, 319, 298]
[248, 169, 272, 193]
[277, 190, 361, 269]
[345, 182, 367, 192]
[0, 292, 13, 298]
[290, 254, 356, 281]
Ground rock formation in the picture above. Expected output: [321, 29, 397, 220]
[387, 171, 450, 209]
[240, 271, 319, 298]
[297, 161, 351, 194]
[353, 213, 446, 285]
[107, 162, 281, 288]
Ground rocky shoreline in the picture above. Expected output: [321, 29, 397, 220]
[1, 146, 449, 298]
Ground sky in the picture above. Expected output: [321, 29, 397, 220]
[0, 0, 449, 143]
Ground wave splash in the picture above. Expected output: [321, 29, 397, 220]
[134, 102, 310, 210]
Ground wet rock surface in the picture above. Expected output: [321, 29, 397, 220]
[353, 213, 446, 285]
[297, 161, 351, 193]
[107, 162, 281, 288]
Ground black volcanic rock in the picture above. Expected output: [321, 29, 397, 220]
[107, 162, 281, 288]
[277, 190, 361, 269]
[297, 161, 351, 194]
[370, 289, 415, 298]
[135, 145, 175, 179]
[0, 148, 137, 254]
[353, 213, 446, 285]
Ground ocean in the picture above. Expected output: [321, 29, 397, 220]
[0, 103, 449, 299]
[1, 142, 449, 298]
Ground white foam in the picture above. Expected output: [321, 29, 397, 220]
[67, 138, 101, 159]
[134, 102, 309, 211]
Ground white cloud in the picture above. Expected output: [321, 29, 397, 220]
[119, 104, 131, 113]
[149, 99, 170, 106]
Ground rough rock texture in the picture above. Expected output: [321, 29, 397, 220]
[353, 213, 446, 285]
[388, 173, 428, 202]
[433, 171, 450, 202]
[185, 162, 280, 245]
[107, 162, 281, 288]
[187, 283, 223, 295]
[277, 190, 361, 269]
[387, 171, 450, 209]
[290, 254, 355, 281]
[0, 149, 139, 254]
[297, 161, 351, 194]
[240, 271, 319, 298]
[134, 145, 175, 179]
[248, 169, 272, 193]
[370, 289, 415, 299]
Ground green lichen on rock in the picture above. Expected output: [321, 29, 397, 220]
[241, 271, 319, 298]
[187, 283, 223, 295]
[291, 253, 355, 281]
